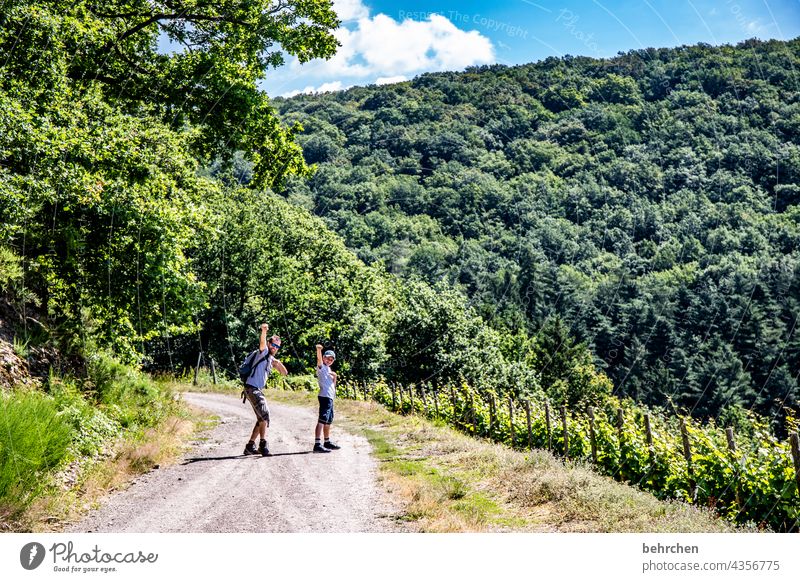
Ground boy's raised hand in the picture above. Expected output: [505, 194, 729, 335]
[316, 344, 323, 350]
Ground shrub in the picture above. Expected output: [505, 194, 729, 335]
[0, 390, 73, 517]
[86, 353, 174, 428]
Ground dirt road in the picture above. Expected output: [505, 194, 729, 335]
[67, 392, 402, 533]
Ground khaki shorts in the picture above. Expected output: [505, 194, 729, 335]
[244, 385, 270, 425]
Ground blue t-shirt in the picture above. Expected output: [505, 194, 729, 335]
[247, 349, 274, 389]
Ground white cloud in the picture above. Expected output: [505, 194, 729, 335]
[333, 0, 369, 22]
[267, 1, 494, 98]
[745, 19, 771, 35]
[315, 81, 348, 93]
[375, 75, 408, 85]
[309, 13, 494, 78]
[281, 80, 349, 98]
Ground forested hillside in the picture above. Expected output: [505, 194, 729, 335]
[1, 1, 621, 524]
[275, 38, 800, 426]
[1, 1, 799, 530]
[0, 0, 611, 410]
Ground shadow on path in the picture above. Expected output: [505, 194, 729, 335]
[182, 450, 314, 464]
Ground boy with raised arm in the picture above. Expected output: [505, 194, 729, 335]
[313, 344, 339, 452]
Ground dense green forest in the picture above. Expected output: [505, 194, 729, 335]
[1, 3, 797, 427]
[274, 38, 800, 427]
[0, 3, 619, 521]
[1, 0, 798, 529]
[0, 0, 610, 412]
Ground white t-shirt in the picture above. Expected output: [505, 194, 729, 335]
[317, 364, 336, 399]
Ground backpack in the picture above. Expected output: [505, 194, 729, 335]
[238, 350, 270, 385]
[239, 350, 270, 403]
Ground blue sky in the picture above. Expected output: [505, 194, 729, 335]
[261, 0, 799, 96]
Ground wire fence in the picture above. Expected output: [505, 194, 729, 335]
[336, 378, 800, 532]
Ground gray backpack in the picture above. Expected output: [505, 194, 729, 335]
[238, 350, 269, 400]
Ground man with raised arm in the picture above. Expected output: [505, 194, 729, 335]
[243, 323, 288, 456]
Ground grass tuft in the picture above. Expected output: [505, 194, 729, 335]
[0, 390, 73, 521]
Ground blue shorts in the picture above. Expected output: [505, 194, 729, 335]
[318, 396, 334, 425]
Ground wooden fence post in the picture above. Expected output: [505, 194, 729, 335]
[680, 418, 697, 502]
[644, 414, 653, 449]
[432, 383, 440, 418]
[508, 398, 515, 447]
[193, 352, 202, 385]
[790, 432, 800, 500]
[450, 385, 457, 419]
[726, 427, 742, 511]
[588, 406, 598, 464]
[470, 395, 476, 434]
[617, 408, 625, 480]
[408, 383, 414, 413]
[210, 358, 217, 385]
[545, 401, 552, 452]
[390, 382, 396, 410]
[561, 406, 568, 459]
[489, 394, 496, 437]
[525, 400, 533, 450]
[420, 382, 428, 415]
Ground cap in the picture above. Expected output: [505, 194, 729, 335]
[323, 350, 336, 359]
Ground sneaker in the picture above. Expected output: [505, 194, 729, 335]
[258, 440, 270, 456]
[243, 442, 259, 455]
[324, 441, 341, 450]
[313, 443, 330, 453]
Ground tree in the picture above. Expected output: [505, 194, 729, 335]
[530, 316, 611, 409]
[384, 279, 506, 388]
[1, 0, 341, 188]
[590, 74, 642, 105]
[0, 86, 216, 360]
[189, 187, 392, 380]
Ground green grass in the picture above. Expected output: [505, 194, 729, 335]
[155, 367, 242, 395]
[1, 355, 202, 530]
[264, 387, 741, 533]
[0, 390, 73, 520]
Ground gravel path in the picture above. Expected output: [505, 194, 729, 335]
[67, 392, 402, 533]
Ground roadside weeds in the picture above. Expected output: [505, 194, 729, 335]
[267, 389, 739, 533]
[19, 404, 216, 533]
[14, 376, 740, 533]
